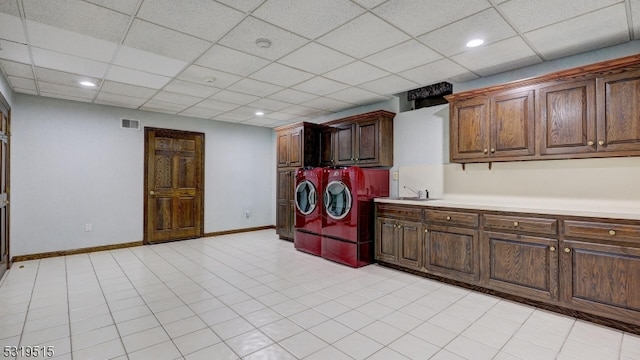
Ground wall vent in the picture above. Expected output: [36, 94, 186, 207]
[121, 118, 140, 130]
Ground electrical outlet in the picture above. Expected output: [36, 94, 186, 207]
[245, 210, 250, 218]
[85, 224, 92, 232]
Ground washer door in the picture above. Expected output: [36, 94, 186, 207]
[295, 179, 317, 215]
[324, 180, 352, 220]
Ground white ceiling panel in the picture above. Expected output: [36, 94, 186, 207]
[0, 0, 20, 17]
[178, 106, 223, 119]
[214, 111, 253, 121]
[227, 78, 283, 97]
[178, 65, 242, 89]
[250, 98, 291, 112]
[278, 43, 355, 75]
[195, 45, 270, 77]
[216, 0, 264, 13]
[268, 89, 318, 104]
[418, 9, 517, 57]
[83, 0, 140, 15]
[358, 74, 420, 95]
[15, 88, 38, 95]
[137, 0, 244, 41]
[373, 0, 492, 36]
[363, 40, 442, 73]
[140, 100, 189, 114]
[38, 81, 97, 99]
[40, 91, 92, 103]
[242, 117, 282, 127]
[0, 40, 32, 63]
[0, 59, 34, 78]
[399, 58, 471, 86]
[35, 67, 101, 87]
[452, 37, 542, 76]
[209, 90, 260, 105]
[151, 91, 203, 106]
[302, 97, 353, 111]
[326, 87, 390, 105]
[499, 0, 621, 33]
[253, 0, 365, 39]
[249, 63, 315, 87]
[113, 45, 187, 77]
[0, 13, 26, 43]
[95, 92, 148, 108]
[163, 79, 220, 98]
[293, 76, 350, 96]
[31, 47, 108, 77]
[8, 76, 36, 90]
[324, 61, 390, 86]
[351, 0, 388, 9]
[280, 104, 324, 117]
[22, 0, 130, 42]
[218, 17, 308, 60]
[317, 13, 411, 58]
[525, 4, 630, 60]
[262, 111, 300, 121]
[124, 19, 212, 62]
[100, 81, 158, 98]
[197, 98, 240, 112]
[105, 65, 172, 89]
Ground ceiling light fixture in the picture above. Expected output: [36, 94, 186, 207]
[255, 111, 265, 116]
[79, 81, 96, 87]
[466, 39, 484, 48]
[255, 38, 272, 49]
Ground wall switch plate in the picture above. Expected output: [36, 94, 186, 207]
[393, 171, 399, 180]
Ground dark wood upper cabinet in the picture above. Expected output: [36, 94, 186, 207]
[491, 89, 535, 158]
[319, 126, 335, 167]
[450, 97, 490, 161]
[596, 69, 640, 153]
[334, 123, 355, 165]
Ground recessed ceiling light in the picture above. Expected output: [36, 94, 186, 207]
[255, 111, 265, 116]
[79, 80, 96, 87]
[255, 38, 272, 48]
[466, 39, 484, 48]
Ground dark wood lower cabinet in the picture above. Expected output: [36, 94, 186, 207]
[276, 169, 295, 240]
[426, 225, 479, 283]
[374, 217, 423, 271]
[375, 217, 397, 263]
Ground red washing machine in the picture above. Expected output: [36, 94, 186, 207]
[294, 167, 323, 256]
[321, 166, 389, 267]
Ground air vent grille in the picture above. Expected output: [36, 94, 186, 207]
[121, 118, 140, 130]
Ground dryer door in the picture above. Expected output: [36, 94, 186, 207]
[295, 179, 317, 215]
[324, 180, 352, 220]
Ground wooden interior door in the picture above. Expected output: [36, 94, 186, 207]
[0, 95, 9, 278]
[145, 128, 204, 244]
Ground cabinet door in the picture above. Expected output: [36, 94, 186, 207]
[277, 132, 290, 167]
[354, 119, 379, 165]
[288, 127, 303, 168]
[450, 97, 490, 161]
[561, 239, 640, 323]
[426, 225, 479, 283]
[375, 217, 397, 263]
[276, 170, 294, 239]
[490, 90, 535, 158]
[397, 220, 423, 271]
[482, 231, 558, 301]
[539, 81, 596, 155]
[596, 70, 640, 153]
[319, 127, 335, 166]
[334, 123, 355, 165]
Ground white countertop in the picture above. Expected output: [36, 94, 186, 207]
[374, 194, 640, 221]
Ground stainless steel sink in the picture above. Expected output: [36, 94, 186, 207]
[387, 197, 436, 201]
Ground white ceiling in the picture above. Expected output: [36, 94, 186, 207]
[0, 0, 638, 128]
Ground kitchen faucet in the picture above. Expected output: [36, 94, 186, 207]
[404, 185, 423, 199]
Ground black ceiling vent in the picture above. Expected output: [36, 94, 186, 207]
[407, 82, 453, 109]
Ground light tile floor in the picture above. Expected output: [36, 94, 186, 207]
[1, 229, 639, 360]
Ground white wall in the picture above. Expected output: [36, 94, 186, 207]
[11, 94, 275, 256]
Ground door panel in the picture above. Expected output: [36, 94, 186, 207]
[356, 120, 378, 164]
[491, 90, 535, 157]
[0, 100, 8, 277]
[426, 225, 479, 282]
[597, 71, 640, 152]
[451, 98, 490, 160]
[145, 128, 204, 243]
[335, 124, 355, 165]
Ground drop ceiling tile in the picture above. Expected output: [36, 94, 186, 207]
[178, 106, 223, 119]
[358, 74, 420, 95]
[197, 98, 239, 111]
[151, 91, 203, 106]
[140, 100, 189, 114]
[250, 98, 291, 111]
[209, 90, 259, 105]
[293, 76, 350, 96]
[22, 0, 130, 42]
[215, 111, 253, 121]
[317, 13, 410, 58]
[0, 40, 31, 63]
[27, 20, 118, 63]
[498, 0, 621, 33]
[253, 0, 365, 39]
[195, 45, 270, 77]
[95, 92, 148, 108]
[164, 79, 219, 98]
[35, 67, 101, 87]
[227, 106, 266, 117]
[363, 40, 442, 73]
[114, 46, 187, 77]
[227, 78, 283, 97]
[268, 89, 318, 104]
[212, 116, 244, 123]
[216, 0, 264, 13]
[106, 65, 172, 89]
[281, 104, 324, 116]
[40, 91, 92, 103]
[278, 43, 355, 75]
[524, 4, 629, 60]
[249, 63, 314, 87]
[262, 111, 299, 121]
[31, 47, 108, 77]
[323, 61, 389, 86]
[218, 17, 308, 60]
[0, 60, 34, 78]
[84, 0, 140, 15]
[0, 1, 20, 16]
[178, 65, 242, 88]
[326, 87, 389, 105]
[14, 88, 38, 95]
[124, 19, 212, 62]
[373, 0, 491, 36]
[302, 97, 353, 111]
[351, 0, 388, 9]
[0, 13, 26, 43]
[8, 76, 36, 90]
[399, 58, 470, 86]
[38, 81, 97, 99]
[632, 0, 640, 36]
[419, 9, 517, 56]
[243, 117, 282, 127]
[452, 36, 542, 76]
[100, 80, 158, 98]
[137, 0, 244, 41]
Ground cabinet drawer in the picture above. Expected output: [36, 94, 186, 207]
[564, 220, 640, 243]
[425, 209, 478, 228]
[376, 204, 422, 222]
[483, 214, 558, 236]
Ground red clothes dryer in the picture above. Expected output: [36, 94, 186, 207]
[293, 167, 323, 255]
[321, 166, 389, 267]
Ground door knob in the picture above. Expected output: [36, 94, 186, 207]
[149, 191, 156, 195]
[598, 140, 605, 146]
[483, 149, 488, 154]
[564, 248, 571, 253]
[490, 148, 495, 153]
[609, 229, 616, 236]
[549, 246, 556, 252]
[513, 221, 519, 227]
[588, 141, 594, 146]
